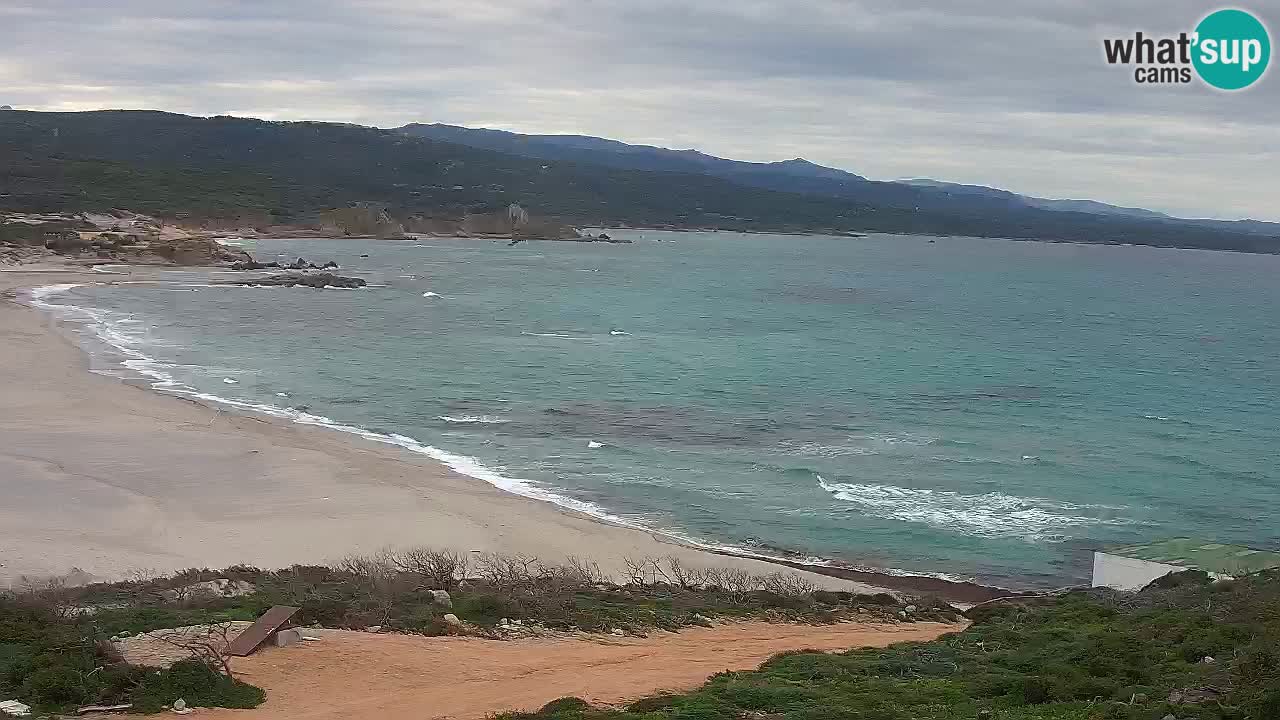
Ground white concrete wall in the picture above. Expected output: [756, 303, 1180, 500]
[1091, 552, 1184, 591]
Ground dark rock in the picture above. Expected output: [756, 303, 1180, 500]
[230, 257, 339, 271]
[230, 259, 281, 270]
[228, 272, 366, 289]
[45, 231, 92, 252]
[1168, 687, 1223, 705]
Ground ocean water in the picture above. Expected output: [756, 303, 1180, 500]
[31, 231, 1280, 588]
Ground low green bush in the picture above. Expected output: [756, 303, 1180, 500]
[0, 598, 264, 714]
[129, 660, 265, 713]
[492, 569, 1280, 720]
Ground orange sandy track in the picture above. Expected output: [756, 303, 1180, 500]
[202, 621, 964, 720]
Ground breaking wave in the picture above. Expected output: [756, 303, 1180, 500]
[816, 475, 1130, 542]
[437, 415, 510, 424]
[27, 283, 952, 583]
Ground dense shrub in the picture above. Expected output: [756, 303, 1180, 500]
[129, 660, 265, 713]
[495, 569, 1280, 720]
[0, 598, 264, 714]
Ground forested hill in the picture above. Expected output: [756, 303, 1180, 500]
[2, 110, 1277, 253]
[401, 122, 1280, 242]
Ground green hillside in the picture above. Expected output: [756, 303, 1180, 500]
[2, 110, 1278, 253]
[507, 571, 1280, 720]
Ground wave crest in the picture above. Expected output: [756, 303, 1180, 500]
[816, 475, 1130, 541]
[437, 415, 509, 424]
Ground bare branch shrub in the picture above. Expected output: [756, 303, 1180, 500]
[153, 623, 240, 679]
[331, 550, 408, 625]
[561, 556, 606, 586]
[389, 547, 469, 590]
[534, 556, 605, 592]
[662, 557, 709, 590]
[474, 553, 539, 593]
[704, 567, 760, 602]
[623, 556, 670, 586]
[761, 572, 817, 597]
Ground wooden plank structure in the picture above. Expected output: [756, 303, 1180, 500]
[226, 605, 300, 657]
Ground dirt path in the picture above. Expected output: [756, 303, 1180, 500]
[202, 621, 963, 720]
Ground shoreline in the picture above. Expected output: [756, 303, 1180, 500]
[202, 224, 1280, 260]
[0, 263, 1015, 604]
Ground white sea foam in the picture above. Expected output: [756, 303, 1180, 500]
[778, 440, 877, 458]
[854, 432, 940, 446]
[23, 283, 980, 586]
[521, 331, 583, 340]
[27, 284, 189, 391]
[609, 330, 630, 336]
[816, 475, 1129, 542]
[437, 415, 509, 424]
[422, 291, 441, 298]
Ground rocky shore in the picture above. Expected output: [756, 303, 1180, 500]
[1, 210, 250, 267]
[223, 271, 366, 289]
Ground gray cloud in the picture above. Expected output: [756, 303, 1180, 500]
[1, 0, 1276, 220]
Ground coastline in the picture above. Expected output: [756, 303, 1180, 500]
[0, 263, 1013, 603]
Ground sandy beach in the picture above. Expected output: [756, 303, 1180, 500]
[0, 264, 887, 591]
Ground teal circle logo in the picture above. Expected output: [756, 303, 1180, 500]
[1192, 9, 1271, 90]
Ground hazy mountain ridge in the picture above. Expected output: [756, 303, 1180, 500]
[2, 110, 1278, 253]
[399, 123, 868, 185]
[404, 124, 1279, 236]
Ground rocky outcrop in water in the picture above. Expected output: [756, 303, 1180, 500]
[230, 257, 339, 271]
[228, 272, 366, 289]
[571, 232, 631, 244]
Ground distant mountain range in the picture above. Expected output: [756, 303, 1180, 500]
[1, 110, 1277, 254]
[899, 179, 1280, 236]
[399, 123, 871, 198]
[401, 123, 1279, 239]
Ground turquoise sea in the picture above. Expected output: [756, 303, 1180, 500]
[31, 231, 1280, 588]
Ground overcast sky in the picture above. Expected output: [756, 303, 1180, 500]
[2, 0, 1276, 220]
